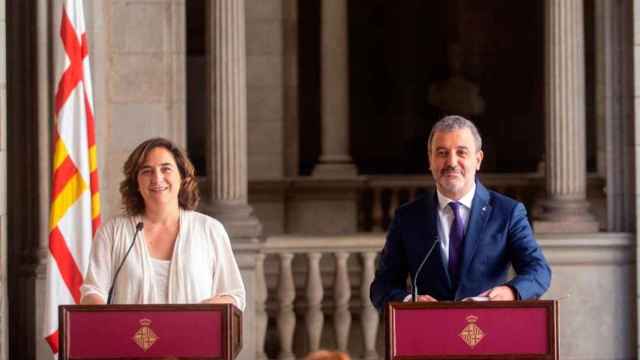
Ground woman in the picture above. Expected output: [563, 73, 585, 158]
[80, 137, 245, 310]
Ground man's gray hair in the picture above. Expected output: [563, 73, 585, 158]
[427, 115, 483, 153]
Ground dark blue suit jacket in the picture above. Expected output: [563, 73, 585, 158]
[370, 181, 551, 312]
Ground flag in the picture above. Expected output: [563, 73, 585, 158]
[44, 0, 100, 354]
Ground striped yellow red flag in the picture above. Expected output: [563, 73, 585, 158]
[44, 0, 100, 354]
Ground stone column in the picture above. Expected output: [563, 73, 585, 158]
[534, 0, 598, 233]
[595, 0, 634, 232]
[0, 0, 7, 358]
[36, 1, 54, 359]
[312, 0, 357, 177]
[205, 2, 261, 360]
[205, 0, 261, 238]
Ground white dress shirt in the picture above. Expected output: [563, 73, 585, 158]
[435, 183, 476, 275]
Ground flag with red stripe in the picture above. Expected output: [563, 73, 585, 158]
[44, 0, 100, 354]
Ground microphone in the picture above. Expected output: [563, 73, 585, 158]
[412, 238, 440, 302]
[107, 221, 144, 304]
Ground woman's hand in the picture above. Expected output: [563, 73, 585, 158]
[201, 295, 234, 305]
[80, 294, 106, 305]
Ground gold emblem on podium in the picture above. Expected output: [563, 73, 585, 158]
[133, 318, 159, 351]
[459, 315, 485, 348]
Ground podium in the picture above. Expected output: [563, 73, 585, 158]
[59, 304, 242, 360]
[386, 300, 557, 360]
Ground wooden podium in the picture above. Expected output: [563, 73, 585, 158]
[59, 303, 242, 360]
[386, 300, 558, 360]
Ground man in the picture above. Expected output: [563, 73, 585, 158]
[370, 115, 551, 312]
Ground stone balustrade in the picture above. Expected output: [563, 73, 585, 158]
[244, 173, 607, 359]
[253, 231, 634, 360]
[258, 234, 385, 360]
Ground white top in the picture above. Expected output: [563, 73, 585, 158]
[150, 258, 171, 303]
[80, 209, 246, 310]
[435, 182, 475, 265]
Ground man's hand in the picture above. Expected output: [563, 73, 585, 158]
[479, 286, 516, 301]
[415, 294, 438, 302]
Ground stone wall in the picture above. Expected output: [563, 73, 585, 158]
[541, 234, 635, 359]
[633, 0, 640, 355]
[99, 0, 186, 219]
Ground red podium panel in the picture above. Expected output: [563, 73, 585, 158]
[59, 304, 242, 360]
[386, 300, 557, 360]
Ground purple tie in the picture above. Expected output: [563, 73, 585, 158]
[448, 201, 464, 285]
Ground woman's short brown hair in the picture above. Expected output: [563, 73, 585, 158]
[120, 137, 200, 215]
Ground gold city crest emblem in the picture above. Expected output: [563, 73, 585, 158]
[459, 315, 485, 348]
[133, 318, 159, 351]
